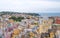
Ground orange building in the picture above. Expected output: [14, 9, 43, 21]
[55, 17, 60, 24]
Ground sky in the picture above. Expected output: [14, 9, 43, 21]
[0, 0, 60, 13]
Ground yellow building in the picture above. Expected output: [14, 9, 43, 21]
[8, 19, 14, 23]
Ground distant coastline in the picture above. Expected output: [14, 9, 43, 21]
[0, 11, 60, 17]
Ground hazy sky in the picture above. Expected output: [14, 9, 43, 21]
[0, 0, 60, 13]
